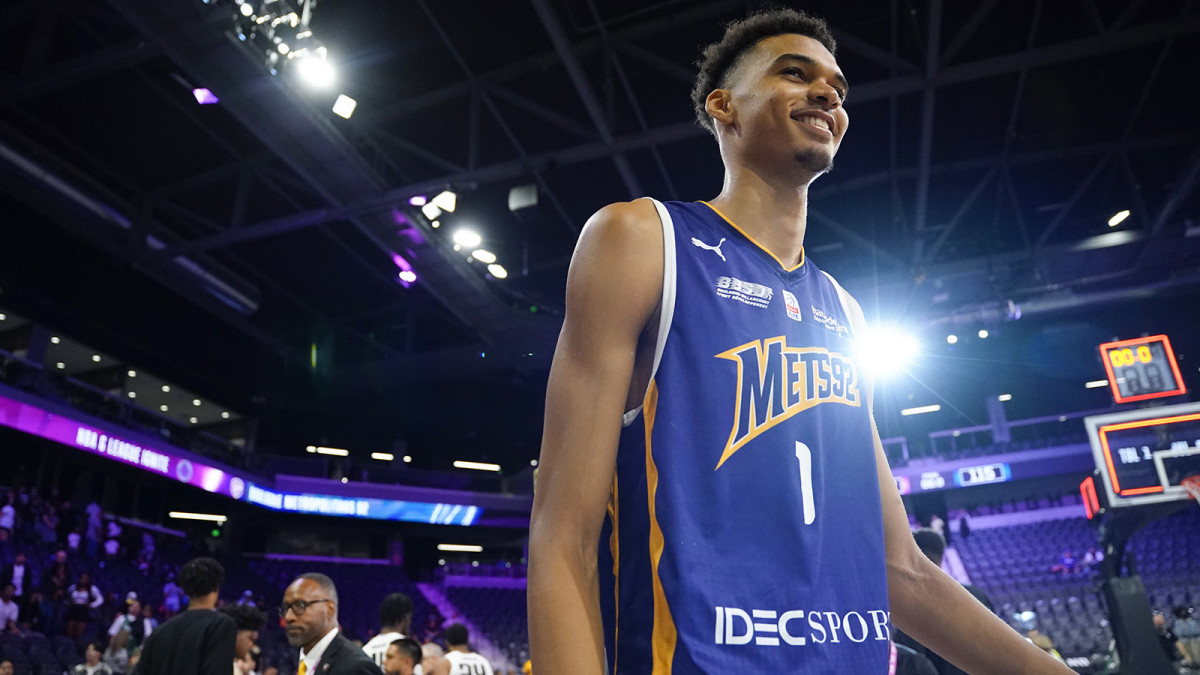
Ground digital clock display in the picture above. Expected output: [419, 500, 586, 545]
[1099, 335, 1186, 403]
[954, 462, 1012, 487]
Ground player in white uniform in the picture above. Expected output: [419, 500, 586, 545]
[362, 593, 416, 672]
[434, 624, 493, 675]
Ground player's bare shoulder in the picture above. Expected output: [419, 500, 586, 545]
[566, 199, 664, 327]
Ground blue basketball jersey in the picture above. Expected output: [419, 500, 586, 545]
[598, 200, 890, 674]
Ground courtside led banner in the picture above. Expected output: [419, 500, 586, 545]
[0, 390, 480, 525]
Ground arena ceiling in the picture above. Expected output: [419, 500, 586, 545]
[1, 0, 1199, 469]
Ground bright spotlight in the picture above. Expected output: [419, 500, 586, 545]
[421, 202, 442, 220]
[471, 249, 497, 264]
[296, 55, 335, 88]
[487, 264, 508, 279]
[332, 94, 357, 119]
[238, 2, 253, 16]
[398, 270, 417, 283]
[192, 88, 220, 105]
[453, 229, 482, 248]
[858, 327, 920, 377]
[946, 334, 958, 344]
[978, 329, 989, 339]
[1108, 209, 1130, 227]
[431, 190, 457, 213]
[408, 195, 428, 207]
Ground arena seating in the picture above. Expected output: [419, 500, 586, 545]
[954, 506, 1200, 659]
[442, 585, 529, 666]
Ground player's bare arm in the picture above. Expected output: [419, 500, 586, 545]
[869, 393, 1074, 673]
[528, 199, 664, 674]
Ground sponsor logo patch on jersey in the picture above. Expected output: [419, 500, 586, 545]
[715, 276, 773, 309]
[782, 290, 802, 322]
[810, 305, 849, 336]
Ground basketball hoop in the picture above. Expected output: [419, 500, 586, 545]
[1183, 475, 1200, 504]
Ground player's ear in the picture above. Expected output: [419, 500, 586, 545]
[705, 88, 735, 128]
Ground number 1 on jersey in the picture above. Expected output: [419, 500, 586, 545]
[795, 441, 816, 525]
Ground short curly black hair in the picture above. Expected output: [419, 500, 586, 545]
[691, 8, 837, 137]
[178, 557, 225, 598]
[221, 603, 267, 632]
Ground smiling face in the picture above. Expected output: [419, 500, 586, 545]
[707, 33, 849, 179]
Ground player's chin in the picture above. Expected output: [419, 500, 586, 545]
[794, 147, 834, 175]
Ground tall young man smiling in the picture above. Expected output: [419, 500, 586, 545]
[528, 9, 1075, 674]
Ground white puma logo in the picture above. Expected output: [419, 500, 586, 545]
[691, 236, 727, 261]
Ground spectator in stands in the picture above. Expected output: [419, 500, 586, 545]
[957, 512, 970, 542]
[1050, 550, 1076, 575]
[109, 595, 154, 650]
[0, 658, 12, 675]
[894, 529, 994, 675]
[421, 643, 444, 675]
[1175, 606, 1200, 667]
[85, 501, 102, 558]
[0, 493, 15, 540]
[65, 571, 104, 640]
[133, 557, 237, 675]
[221, 603, 267, 675]
[0, 552, 32, 602]
[1154, 611, 1189, 664]
[40, 551, 70, 636]
[103, 628, 132, 672]
[161, 572, 184, 619]
[1079, 546, 1104, 573]
[37, 503, 59, 545]
[281, 572, 378, 675]
[435, 624, 493, 675]
[363, 592, 415, 668]
[0, 583, 19, 633]
[383, 637, 422, 675]
[236, 590, 257, 607]
[68, 526, 84, 555]
[72, 642, 114, 675]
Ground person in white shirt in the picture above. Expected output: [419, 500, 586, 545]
[435, 625, 493, 675]
[362, 593, 415, 670]
[0, 584, 19, 634]
[65, 572, 104, 640]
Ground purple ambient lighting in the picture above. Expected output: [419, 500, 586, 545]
[392, 253, 417, 287]
[192, 88, 220, 105]
[408, 195, 428, 207]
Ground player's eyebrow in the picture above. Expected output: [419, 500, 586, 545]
[774, 53, 850, 97]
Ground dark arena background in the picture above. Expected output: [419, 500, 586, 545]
[1, 1, 1199, 673]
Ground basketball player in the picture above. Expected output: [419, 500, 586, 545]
[362, 593, 415, 670]
[527, 8, 1075, 674]
[433, 624, 493, 675]
[383, 637, 423, 675]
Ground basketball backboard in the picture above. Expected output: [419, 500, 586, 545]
[1084, 401, 1200, 509]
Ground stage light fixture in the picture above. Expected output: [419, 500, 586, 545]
[189, 417, 198, 424]
[169, 511, 226, 523]
[487, 264, 508, 279]
[946, 334, 958, 344]
[431, 190, 457, 213]
[398, 270, 417, 283]
[402, 455, 412, 463]
[332, 94, 357, 119]
[192, 88, 220, 105]
[978, 329, 989, 339]
[0, 314, 5, 320]
[50, 336, 60, 344]
[55, 362, 64, 370]
[92, 354, 101, 362]
[1108, 209, 1130, 227]
[371, 452, 394, 461]
[901, 404, 942, 416]
[452, 229, 481, 248]
[128, 392, 136, 399]
[305, 445, 317, 453]
[1085, 380, 1108, 389]
[296, 54, 335, 88]
[438, 544, 483, 552]
[471, 249, 496, 264]
[128, 370, 137, 377]
[409, 195, 427, 206]
[453, 460, 500, 472]
[531, 459, 538, 466]
[998, 394, 1013, 402]
[160, 405, 169, 412]
[315, 446, 349, 456]
[858, 326, 920, 377]
[421, 202, 442, 220]
[162, 385, 170, 392]
[193, 399, 202, 406]
[221, 412, 231, 419]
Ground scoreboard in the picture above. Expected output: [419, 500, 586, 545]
[1085, 402, 1200, 509]
[1098, 335, 1186, 404]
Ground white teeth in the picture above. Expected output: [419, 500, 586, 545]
[796, 115, 831, 131]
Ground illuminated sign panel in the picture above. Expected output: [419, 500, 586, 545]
[953, 462, 1011, 487]
[1098, 335, 1186, 404]
[0, 391, 484, 525]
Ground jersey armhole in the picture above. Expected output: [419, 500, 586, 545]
[621, 198, 677, 427]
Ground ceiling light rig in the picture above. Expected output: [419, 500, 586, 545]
[207, 0, 356, 117]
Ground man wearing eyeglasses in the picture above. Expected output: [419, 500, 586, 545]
[281, 573, 378, 675]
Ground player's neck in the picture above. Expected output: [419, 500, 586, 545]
[451, 646, 470, 654]
[709, 166, 809, 268]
